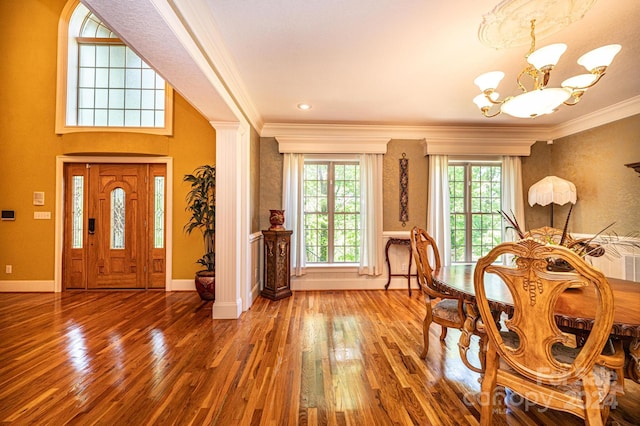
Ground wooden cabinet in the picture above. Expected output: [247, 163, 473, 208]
[261, 230, 293, 300]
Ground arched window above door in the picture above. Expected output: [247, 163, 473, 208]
[56, 1, 173, 135]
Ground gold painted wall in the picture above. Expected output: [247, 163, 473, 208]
[522, 114, 640, 235]
[0, 0, 217, 283]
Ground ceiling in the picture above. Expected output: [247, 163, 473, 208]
[83, 0, 640, 136]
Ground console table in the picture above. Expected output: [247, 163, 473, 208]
[384, 238, 419, 295]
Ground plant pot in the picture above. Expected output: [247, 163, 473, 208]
[195, 270, 215, 301]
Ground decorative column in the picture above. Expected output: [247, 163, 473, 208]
[210, 121, 250, 319]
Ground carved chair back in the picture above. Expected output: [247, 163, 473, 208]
[474, 238, 614, 385]
[410, 227, 443, 300]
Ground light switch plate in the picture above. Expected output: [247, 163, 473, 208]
[34, 211, 51, 220]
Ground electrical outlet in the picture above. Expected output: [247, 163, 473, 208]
[5, 265, 12, 274]
[401, 263, 408, 273]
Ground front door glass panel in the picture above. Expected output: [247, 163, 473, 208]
[111, 187, 125, 249]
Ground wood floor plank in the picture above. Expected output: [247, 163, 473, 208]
[0, 290, 638, 425]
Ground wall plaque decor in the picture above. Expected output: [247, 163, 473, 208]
[399, 153, 409, 227]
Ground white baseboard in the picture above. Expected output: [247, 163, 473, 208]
[291, 276, 419, 291]
[0, 280, 55, 292]
[171, 279, 196, 291]
[212, 299, 243, 319]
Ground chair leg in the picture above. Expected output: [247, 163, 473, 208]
[582, 371, 604, 426]
[440, 326, 448, 341]
[479, 345, 498, 426]
[420, 302, 434, 358]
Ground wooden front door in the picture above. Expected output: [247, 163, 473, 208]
[63, 163, 166, 290]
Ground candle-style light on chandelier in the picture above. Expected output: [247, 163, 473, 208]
[473, 19, 621, 118]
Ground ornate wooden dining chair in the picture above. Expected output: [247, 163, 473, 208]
[410, 227, 466, 359]
[474, 238, 624, 426]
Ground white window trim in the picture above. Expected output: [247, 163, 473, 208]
[55, 0, 173, 136]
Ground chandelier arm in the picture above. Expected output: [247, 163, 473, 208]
[516, 65, 541, 92]
[483, 92, 504, 105]
[576, 71, 607, 90]
[563, 97, 581, 106]
[481, 107, 501, 118]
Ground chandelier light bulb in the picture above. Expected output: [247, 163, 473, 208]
[577, 44, 622, 72]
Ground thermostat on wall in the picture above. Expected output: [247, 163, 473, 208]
[1, 210, 15, 221]
[33, 192, 45, 206]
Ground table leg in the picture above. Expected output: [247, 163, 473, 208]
[384, 239, 392, 290]
[628, 338, 640, 383]
[458, 301, 484, 374]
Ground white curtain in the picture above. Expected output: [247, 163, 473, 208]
[282, 153, 306, 276]
[501, 156, 526, 242]
[359, 154, 384, 276]
[427, 155, 451, 266]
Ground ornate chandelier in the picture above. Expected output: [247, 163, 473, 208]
[473, 19, 621, 118]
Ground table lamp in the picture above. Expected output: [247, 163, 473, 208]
[527, 176, 577, 227]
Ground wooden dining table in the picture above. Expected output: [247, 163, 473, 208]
[432, 264, 640, 382]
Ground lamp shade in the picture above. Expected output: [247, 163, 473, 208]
[527, 43, 567, 70]
[527, 176, 577, 207]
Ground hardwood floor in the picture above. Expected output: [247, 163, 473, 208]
[0, 290, 638, 425]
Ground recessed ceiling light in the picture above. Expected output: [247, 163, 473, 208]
[297, 103, 312, 111]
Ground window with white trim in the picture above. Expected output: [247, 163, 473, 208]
[449, 162, 503, 263]
[304, 160, 361, 264]
[57, 2, 172, 134]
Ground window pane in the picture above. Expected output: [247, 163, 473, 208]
[109, 45, 126, 68]
[125, 110, 141, 126]
[108, 109, 124, 126]
[125, 69, 142, 88]
[79, 45, 96, 67]
[154, 177, 165, 248]
[109, 89, 125, 109]
[141, 110, 155, 126]
[78, 88, 95, 109]
[303, 161, 359, 264]
[95, 89, 108, 108]
[78, 109, 94, 126]
[79, 68, 95, 87]
[72, 176, 84, 249]
[72, 10, 167, 130]
[125, 89, 141, 109]
[109, 68, 125, 89]
[125, 48, 142, 68]
[95, 68, 109, 88]
[111, 188, 125, 249]
[95, 45, 110, 67]
[449, 163, 502, 263]
[94, 109, 108, 126]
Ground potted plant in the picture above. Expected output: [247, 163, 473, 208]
[184, 165, 216, 301]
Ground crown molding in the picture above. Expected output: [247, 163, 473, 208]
[262, 122, 542, 140]
[545, 95, 640, 140]
[276, 136, 390, 154]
